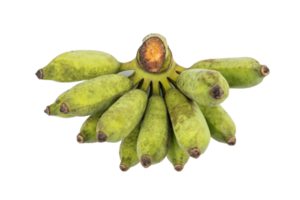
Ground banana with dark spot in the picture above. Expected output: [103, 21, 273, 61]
[177, 69, 229, 107]
[190, 57, 270, 88]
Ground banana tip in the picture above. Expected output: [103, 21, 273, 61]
[97, 131, 107, 142]
[227, 137, 236, 146]
[140, 157, 151, 168]
[210, 85, 224, 99]
[174, 164, 184, 172]
[119, 164, 128, 172]
[35, 69, 43, 79]
[59, 103, 69, 114]
[44, 106, 50, 115]
[261, 65, 270, 76]
[77, 134, 84, 143]
[189, 147, 201, 158]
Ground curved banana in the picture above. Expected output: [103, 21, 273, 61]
[34, 48, 121, 84]
[59, 74, 132, 116]
[167, 128, 189, 172]
[177, 69, 229, 107]
[187, 55, 271, 90]
[119, 123, 141, 172]
[96, 89, 148, 143]
[137, 95, 169, 168]
[165, 89, 210, 158]
[197, 104, 237, 148]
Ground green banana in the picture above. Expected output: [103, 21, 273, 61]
[36, 50, 121, 82]
[177, 69, 229, 107]
[96, 89, 148, 143]
[197, 103, 236, 145]
[59, 74, 132, 116]
[77, 111, 107, 143]
[119, 123, 141, 172]
[165, 89, 210, 158]
[190, 57, 270, 88]
[167, 129, 189, 172]
[137, 95, 169, 168]
[44, 90, 73, 118]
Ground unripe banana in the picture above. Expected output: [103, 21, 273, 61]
[165, 89, 210, 158]
[167, 129, 189, 172]
[197, 103, 236, 145]
[177, 69, 229, 107]
[76, 111, 106, 143]
[59, 74, 132, 116]
[36, 50, 121, 82]
[119, 123, 141, 172]
[137, 95, 170, 168]
[96, 89, 148, 143]
[190, 57, 270, 88]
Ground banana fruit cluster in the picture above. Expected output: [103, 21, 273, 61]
[36, 33, 270, 172]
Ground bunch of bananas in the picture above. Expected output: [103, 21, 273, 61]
[36, 34, 270, 172]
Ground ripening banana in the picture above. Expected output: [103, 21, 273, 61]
[36, 50, 121, 82]
[96, 89, 148, 143]
[165, 89, 210, 158]
[59, 74, 132, 116]
[119, 123, 141, 172]
[177, 69, 229, 107]
[77, 111, 107, 143]
[197, 103, 236, 145]
[167, 128, 189, 172]
[190, 57, 270, 88]
[137, 95, 170, 168]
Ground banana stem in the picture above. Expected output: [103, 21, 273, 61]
[120, 60, 135, 72]
[151, 81, 160, 95]
[128, 72, 135, 79]
[168, 72, 179, 87]
[140, 79, 151, 92]
[130, 74, 143, 87]
[161, 78, 173, 95]
[175, 64, 187, 74]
